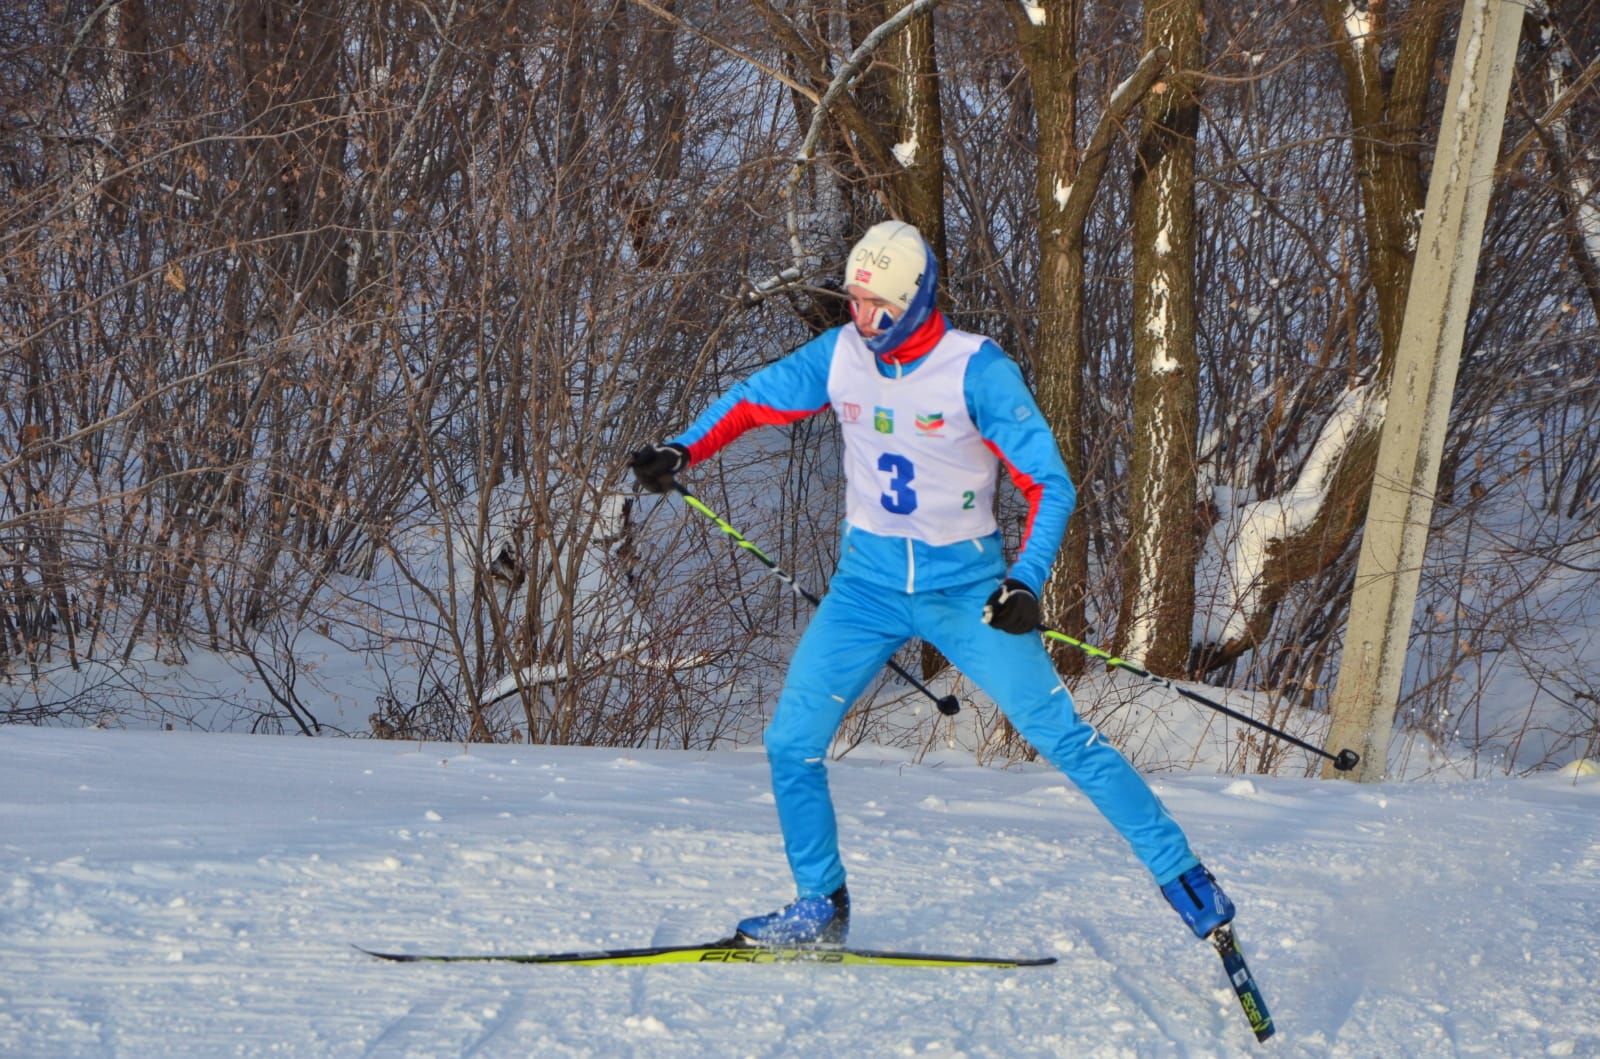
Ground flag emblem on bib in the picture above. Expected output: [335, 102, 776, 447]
[873, 406, 894, 434]
[915, 412, 945, 435]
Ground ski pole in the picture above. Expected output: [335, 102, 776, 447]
[671, 482, 963, 717]
[1040, 627, 1360, 771]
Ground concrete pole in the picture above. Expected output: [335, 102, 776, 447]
[1323, 0, 1525, 781]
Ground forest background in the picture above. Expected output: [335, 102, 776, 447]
[3, 0, 1598, 777]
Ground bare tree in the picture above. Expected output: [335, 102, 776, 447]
[5, 0, 1598, 776]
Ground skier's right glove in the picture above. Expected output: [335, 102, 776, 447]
[628, 441, 689, 494]
[982, 578, 1041, 635]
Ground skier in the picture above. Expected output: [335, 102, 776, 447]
[630, 221, 1233, 946]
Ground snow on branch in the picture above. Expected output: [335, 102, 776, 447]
[476, 643, 713, 711]
[1054, 46, 1170, 237]
[1195, 382, 1386, 648]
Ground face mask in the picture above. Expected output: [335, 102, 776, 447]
[850, 297, 898, 334]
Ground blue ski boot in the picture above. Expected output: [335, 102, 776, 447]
[736, 885, 850, 945]
[1161, 864, 1235, 939]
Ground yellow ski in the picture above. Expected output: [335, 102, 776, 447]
[357, 939, 1055, 968]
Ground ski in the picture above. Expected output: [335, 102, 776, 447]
[1210, 925, 1274, 1043]
[356, 937, 1056, 968]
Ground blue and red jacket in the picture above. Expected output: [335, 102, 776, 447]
[671, 312, 1075, 595]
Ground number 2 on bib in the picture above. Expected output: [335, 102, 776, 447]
[877, 453, 918, 515]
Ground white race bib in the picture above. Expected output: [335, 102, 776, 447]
[828, 328, 998, 545]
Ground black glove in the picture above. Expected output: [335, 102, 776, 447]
[628, 442, 689, 494]
[982, 578, 1041, 635]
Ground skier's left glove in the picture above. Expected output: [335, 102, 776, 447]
[982, 578, 1041, 635]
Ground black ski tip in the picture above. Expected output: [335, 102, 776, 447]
[1333, 748, 1361, 771]
[354, 945, 419, 962]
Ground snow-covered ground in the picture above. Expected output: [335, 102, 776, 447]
[3, 727, 1598, 1057]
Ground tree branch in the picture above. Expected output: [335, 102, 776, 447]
[627, 0, 818, 102]
[1499, 51, 1600, 176]
[787, 0, 944, 249]
[1059, 45, 1170, 240]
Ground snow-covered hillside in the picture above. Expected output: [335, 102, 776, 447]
[3, 727, 1597, 1057]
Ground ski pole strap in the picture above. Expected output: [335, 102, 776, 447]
[1040, 628, 1359, 771]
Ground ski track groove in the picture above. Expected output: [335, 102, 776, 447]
[1065, 913, 1204, 1054]
[459, 988, 526, 1059]
[358, 996, 436, 1059]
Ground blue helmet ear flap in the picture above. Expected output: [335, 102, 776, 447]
[864, 243, 939, 354]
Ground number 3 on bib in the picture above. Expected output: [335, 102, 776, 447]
[877, 453, 918, 515]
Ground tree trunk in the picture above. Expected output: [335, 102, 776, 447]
[851, 0, 949, 263]
[1321, 0, 1449, 374]
[234, 0, 348, 313]
[1013, 0, 1088, 671]
[1119, 0, 1202, 674]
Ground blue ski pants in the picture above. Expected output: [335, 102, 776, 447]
[764, 570, 1199, 898]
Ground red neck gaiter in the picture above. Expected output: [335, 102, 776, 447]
[876, 310, 947, 368]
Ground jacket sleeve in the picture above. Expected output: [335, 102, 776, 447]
[964, 342, 1076, 594]
[669, 329, 839, 465]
